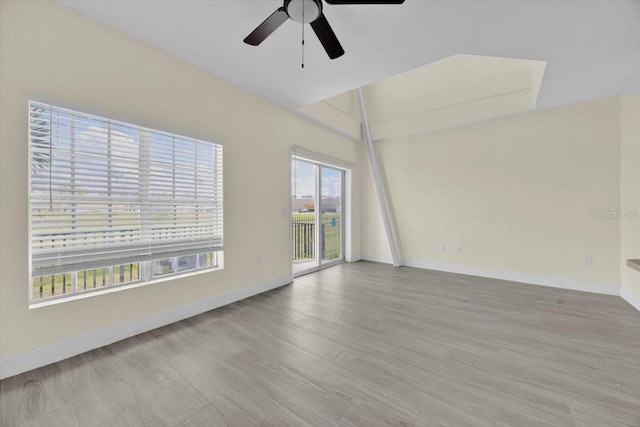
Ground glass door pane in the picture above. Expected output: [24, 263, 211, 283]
[292, 159, 318, 275]
[320, 166, 343, 264]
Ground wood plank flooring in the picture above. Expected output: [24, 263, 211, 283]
[1, 261, 639, 426]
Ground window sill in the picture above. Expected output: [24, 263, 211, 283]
[29, 265, 223, 309]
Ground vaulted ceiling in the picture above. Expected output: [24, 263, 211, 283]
[300, 54, 547, 140]
[59, 0, 640, 113]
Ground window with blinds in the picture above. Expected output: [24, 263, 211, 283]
[29, 101, 223, 302]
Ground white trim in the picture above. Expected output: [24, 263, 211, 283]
[344, 169, 353, 262]
[0, 274, 292, 380]
[621, 286, 640, 311]
[289, 156, 294, 279]
[362, 255, 620, 296]
[361, 254, 395, 264]
[291, 145, 355, 170]
[315, 163, 321, 271]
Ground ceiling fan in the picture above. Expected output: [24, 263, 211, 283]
[243, 0, 405, 60]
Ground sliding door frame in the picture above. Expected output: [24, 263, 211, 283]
[319, 165, 345, 268]
[290, 154, 348, 278]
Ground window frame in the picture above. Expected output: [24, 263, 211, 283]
[28, 100, 224, 306]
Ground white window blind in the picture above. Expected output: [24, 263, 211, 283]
[29, 101, 223, 278]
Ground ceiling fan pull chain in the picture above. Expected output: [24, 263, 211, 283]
[301, 0, 305, 68]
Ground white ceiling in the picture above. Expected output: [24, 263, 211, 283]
[59, 0, 640, 110]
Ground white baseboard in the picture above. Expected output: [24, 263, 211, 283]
[361, 254, 394, 265]
[621, 286, 640, 311]
[362, 255, 620, 296]
[0, 275, 292, 380]
[346, 254, 363, 263]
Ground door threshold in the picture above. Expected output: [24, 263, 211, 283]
[292, 259, 345, 278]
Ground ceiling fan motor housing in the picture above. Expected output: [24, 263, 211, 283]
[285, 0, 322, 24]
[246, 0, 405, 59]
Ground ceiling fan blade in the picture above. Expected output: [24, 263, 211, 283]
[310, 13, 345, 59]
[325, 0, 405, 4]
[244, 7, 289, 46]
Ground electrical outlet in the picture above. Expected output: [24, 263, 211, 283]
[256, 256, 263, 266]
[456, 245, 463, 253]
[585, 255, 592, 266]
[439, 243, 446, 252]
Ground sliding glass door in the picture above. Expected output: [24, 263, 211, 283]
[292, 157, 344, 276]
[292, 159, 318, 274]
[320, 166, 343, 264]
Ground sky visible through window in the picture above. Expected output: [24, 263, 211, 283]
[42, 111, 216, 201]
[292, 159, 341, 199]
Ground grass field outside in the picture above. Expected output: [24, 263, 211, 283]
[32, 263, 139, 300]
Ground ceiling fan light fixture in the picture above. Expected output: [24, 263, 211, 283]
[285, 0, 322, 24]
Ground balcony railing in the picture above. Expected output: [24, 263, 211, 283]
[292, 214, 341, 263]
[292, 216, 315, 261]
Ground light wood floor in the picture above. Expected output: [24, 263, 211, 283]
[2, 261, 639, 427]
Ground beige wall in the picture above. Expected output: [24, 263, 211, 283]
[0, 1, 361, 358]
[620, 95, 640, 304]
[363, 97, 622, 288]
